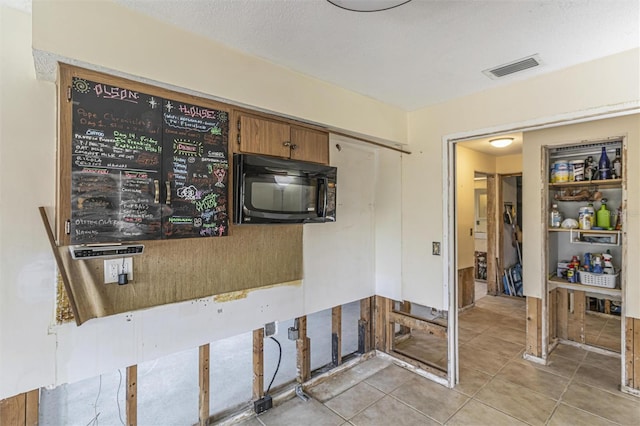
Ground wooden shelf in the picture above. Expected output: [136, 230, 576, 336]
[547, 228, 620, 234]
[548, 277, 621, 300]
[549, 179, 622, 189]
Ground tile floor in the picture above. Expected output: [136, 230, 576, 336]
[235, 296, 639, 425]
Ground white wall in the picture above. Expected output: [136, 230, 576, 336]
[404, 48, 640, 310]
[0, 5, 402, 399]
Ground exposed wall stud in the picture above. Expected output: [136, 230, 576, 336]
[526, 296, 542, 357]
[126, 365, 137, 426]
[295, 316, 311, 383]
[332, 306, 342, 366]
[252, 328, 264, 399]
[199, 344, 210, 426]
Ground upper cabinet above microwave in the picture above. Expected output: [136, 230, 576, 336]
[237, 114, 329, 165]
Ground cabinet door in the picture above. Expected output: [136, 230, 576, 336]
[239, 115, 290, 158]
[162, 100, 230, 238]
[69, 77, 164, 243]
[290, 126, 329, 164]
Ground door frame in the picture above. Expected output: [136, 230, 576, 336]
[442, 103, 639, 387]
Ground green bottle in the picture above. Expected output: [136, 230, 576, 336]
[596, 198, 611, 229]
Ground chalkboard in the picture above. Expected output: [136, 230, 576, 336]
[70, 77, 229, 243]
[162, 100, 229, 238]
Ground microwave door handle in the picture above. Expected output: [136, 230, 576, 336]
[320, 178, 328, 220]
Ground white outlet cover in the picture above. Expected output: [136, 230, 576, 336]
[103, 257, 133, 284]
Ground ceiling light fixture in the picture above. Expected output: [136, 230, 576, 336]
[326, 0, 413, 12]
[489, 138, 514, 148]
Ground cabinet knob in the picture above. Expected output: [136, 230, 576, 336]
[290, 144, 298, 151]
[154, 180, 160, 204]
[165, 181, 171, 206]
[283, 141, 291, 147]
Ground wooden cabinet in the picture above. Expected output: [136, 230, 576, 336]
[238, 114, 329, 164]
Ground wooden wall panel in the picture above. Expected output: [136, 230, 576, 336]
[58, 224, 302, 324]
[0, 393, 26, 426]
[567, 291, 586, 343]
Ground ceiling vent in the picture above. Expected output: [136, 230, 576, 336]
[483, 54, 542, 80]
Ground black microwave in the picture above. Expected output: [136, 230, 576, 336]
[233, 153, 337, 224]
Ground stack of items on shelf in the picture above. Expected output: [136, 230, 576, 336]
[556, 252, 619, 289]
[550, 199, 622, 232]
[550, 146, 622, 184]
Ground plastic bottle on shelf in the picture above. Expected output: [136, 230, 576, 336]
[598, 146, 611, 180]
[587, 202, 595, 228]
[550, 204, 562, 228]
[596, 199, 611, 229]
[612, 148, 622, 179]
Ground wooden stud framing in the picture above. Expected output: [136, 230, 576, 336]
[526, 296, 542, 357]
[126, 365, 137, 426]
[0, 389, 38, 426]
[252, 328, 264, 399]
[359, 297, 373, 353]
[1, 392, 26, 425]
[486, 174, 498, 295]
[374, 296, 392, 352]
[548, 289, 557, 341]
[295, 316, 311, 383]
[388, 311, 447, 339]
[556, 288, 569, 340]
[199, 344, 210, 426]
[398, 301, 411, 336]
[567, 291, 586, 343]
[626, 317, 640, 390]
[332, 306, 342, 366]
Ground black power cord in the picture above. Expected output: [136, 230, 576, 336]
[254, 336, 282, 414]
[266, 336, 282, 395]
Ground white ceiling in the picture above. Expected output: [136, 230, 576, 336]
[4, 0, 639, 112]
[107, 0, 639, 112]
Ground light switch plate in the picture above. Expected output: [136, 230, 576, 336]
[432, 242, 441, 256]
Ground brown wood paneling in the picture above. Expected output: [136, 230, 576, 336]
[457, 267, 474, 309]
[398, 301, 411, 336]
[199, 344, 210, 426]
[253, 328, 264, 399]
[290, 126, 329, 164]
[126, 365, 137, 426]
[0, 393, 26, 426]
[58, 224, 303, 324]
[374, 296, 391, 352]
[239, 114, 290, 158]
[25, 390, 38, 426]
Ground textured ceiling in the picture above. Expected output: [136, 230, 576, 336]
[110, 0, 640, 111]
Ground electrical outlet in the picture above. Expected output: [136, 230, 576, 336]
[104, 258, 133, 284]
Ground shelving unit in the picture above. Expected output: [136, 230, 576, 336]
[545, 137, 625, 356]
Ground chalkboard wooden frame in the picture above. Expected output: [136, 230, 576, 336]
[55, 64, 303, 324]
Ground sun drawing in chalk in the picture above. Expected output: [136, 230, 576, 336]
[72, 78, 90, 94]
